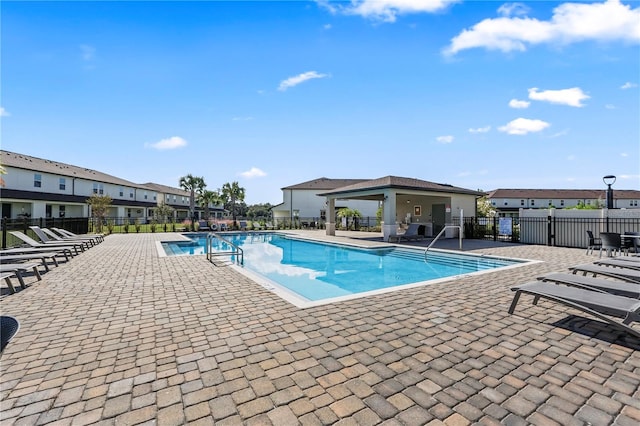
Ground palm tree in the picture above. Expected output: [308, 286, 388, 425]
[221, 181, 245, 229]
[197, 190, 223, 220]
[179, 174, 206, 231]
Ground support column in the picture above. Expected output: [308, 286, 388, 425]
[382, 192, 397, 242]
[325, 198, 336, 236]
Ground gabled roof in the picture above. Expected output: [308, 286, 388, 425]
[143, 182, 190, 197]
[318, 176, 483, 196]
[282, 177, 370, 191]
[487, 188, 640, 200]
[1, 150, 149, 189]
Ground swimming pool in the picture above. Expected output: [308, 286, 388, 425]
[160, 232, 530, 307]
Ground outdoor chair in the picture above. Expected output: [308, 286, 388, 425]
[586, 230, 601, 255]
[509, 281, 640, 338]
[569, 263, 640, 283]
[1, 315, 20, 353]
[598, 232, 623, 258]
[538, 272, 640, 298]
[9, 231, 84, 255]
[390, 223, 424, 243]
[622, 232, 640, 255]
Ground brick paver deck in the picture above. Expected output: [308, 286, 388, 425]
[1, 232, 639, 425]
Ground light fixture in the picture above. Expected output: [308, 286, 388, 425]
[603, 175, 616, 209]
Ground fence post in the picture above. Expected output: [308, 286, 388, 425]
[547, 215, 553, 246]
[1, 217, 6, 249]
[493, 216, 497, 241]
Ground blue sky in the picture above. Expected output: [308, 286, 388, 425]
[2, 0, 639, 205]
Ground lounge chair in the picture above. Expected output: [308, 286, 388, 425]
[42, 227, 97, 246]
[53, 228, 104, 243]
[265, 222, 274, 230]
[218, 223, 228, 231]
[0, 262, 42, 291]
[1, 246, 73, 261]
[594, 258, 640, 271]
[9, 231, 84, 255]
[509, 280, 640, 338]
[1, 272, 19, 294]
[1, 315, 20, 352]
[569, 263, 640, 283]
[253, 222, 263, 230]
[538, 272, 640, 298]
[239, 221, 248, 231]
[390, 223, 424, 243]
[30, 226, 92, 249]
[197, 220, 211, 231]
[0, 252, 62, 272]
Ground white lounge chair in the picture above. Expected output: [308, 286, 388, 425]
[30, 226, 92, 249]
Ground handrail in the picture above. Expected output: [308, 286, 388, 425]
[206, 232, 243, 265]
[424, 225, 463, 261]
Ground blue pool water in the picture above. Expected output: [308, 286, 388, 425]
[161, 233, 527, 306]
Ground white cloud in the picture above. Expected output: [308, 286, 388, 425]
[444, 0, 640, 56]
[621, 82, 638, 89]
[497, 3, 530, 17]
[317, 0, 458, 23]
[239, 167, 267, 178]
[469, 126, 491, 134]
[528, 87, 590, 107]
[498, 118, 550, 135]
[0, 107, 10, 117]
[509, 99, 530, 109]
[605, 104, 616, 109]
[145, 136, 187, 150]
[278, 71, 329, 91]
[550, 129, 570, 138]
[323, 23, 332, 30]
[436, 135, 454, 143]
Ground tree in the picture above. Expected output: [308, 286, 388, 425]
[155, 202, 175, 226]
[197, 190, 223, 219]
[337, 208, 362, 230]
[179, 174, 206, 231]
[246, 203, 272, 220]
[87, 194, 112, 233]
[476, 195, 496, 217]
[221, 181, 245, 228]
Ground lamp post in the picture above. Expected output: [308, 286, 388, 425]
[603, 175, 616, 232]
[603, 175, 616, 209]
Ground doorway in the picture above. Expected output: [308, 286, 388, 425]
[432, 204, 446, 235]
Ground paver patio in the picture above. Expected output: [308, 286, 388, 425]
[1, 231, 639, 425]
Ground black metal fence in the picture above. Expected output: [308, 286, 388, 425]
[460, 216, 640, 248]
[1, 217, 90, 249]
[4, 215, 639, 250]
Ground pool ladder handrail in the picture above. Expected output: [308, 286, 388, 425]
[206, 232, 244, 265]
[424, 225, 463, 262]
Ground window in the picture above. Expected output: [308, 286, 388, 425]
[531, 200, 535, 206]
[59, 178, 66, 190]
[491, 201, 496, 206]
[631, 200, 638, 207]
[130, 191, 134, 198]
[93, 183, 104, 194]
[119, 187, 124, 197]
[153, 195, 156, 201]
[59, 206, 66, 218]
[560, 200, 565, 206]
[34, 174, 42, 188]
[520, 200, 524, 206]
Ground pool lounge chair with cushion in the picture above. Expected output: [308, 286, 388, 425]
[538, 272, 640, 299]
[253, 222, 263, 230]
[197, 220, 211, 231]
[9, 231, 84, 255]
[1, 315, 20, 353]
[569, 263, 640, 283]
[509, 280, 640, 338]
